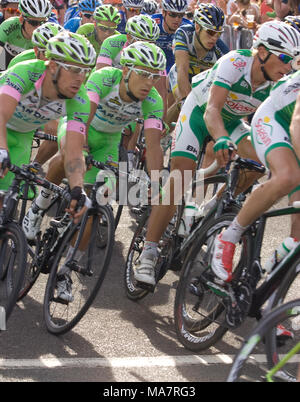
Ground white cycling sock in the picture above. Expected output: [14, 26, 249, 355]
[140, 241, 158, 260]
[221, 217, 248, 244]
[59, 246, 85, 276]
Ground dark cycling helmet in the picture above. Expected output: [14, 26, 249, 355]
[194, 3, 225, 32]
[284, 15, 300, 34]
[122, 0, 144, 9]
[161, 0, 187, 13]
[142, 0, 159, 15]
[78, 0, 100, 13]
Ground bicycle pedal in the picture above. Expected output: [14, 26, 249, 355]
[51, 296, 69, 305]
[136, 280, 156, 293]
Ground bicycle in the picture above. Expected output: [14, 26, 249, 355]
[173, 163, 300, 352]
[227, 299, 300, 382]
[0, 161, 70, 325]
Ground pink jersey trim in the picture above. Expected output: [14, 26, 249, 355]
[144, 118, 162, 131]
[0, 85, 21, 101]
[34, 72, 46, 91]
[96, 56, 113, 66]
[66, 120, 86, 135]
[87, 90, 100, 105]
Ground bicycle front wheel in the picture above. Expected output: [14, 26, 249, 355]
[0, 222, 27, 322]
[227, 299, 300, 382]
[43, 205, 115, 335]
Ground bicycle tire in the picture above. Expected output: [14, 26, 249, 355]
[227, 299, 300, 382]
[174, 212, 252, 352]
[0, 222, 27, 321]
[265, 255, 300, 380]
[43, 205, 115, 335]
[124, 208, 151, 301]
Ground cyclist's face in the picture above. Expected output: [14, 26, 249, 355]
[21, 16, 47, 39]
[124, 66, 161, 100]
[265, 52, 293, 81]
[94, 20, 117, 43]
[50, 61, 87, 98]
[163, 10, 184, 32]
[80, 11, 93, 25]
[197, 24, 221, 49]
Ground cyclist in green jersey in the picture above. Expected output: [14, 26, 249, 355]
[0, 31, 96, 222]
[133, 20, 300, 287]
[77, 4, 121, 55]
[0, 0, 52, 69]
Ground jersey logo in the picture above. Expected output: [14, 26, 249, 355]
[231, 57, 246, 71]
[254, 117, 272, 147]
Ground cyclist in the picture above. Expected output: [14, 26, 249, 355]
[64, 0, 100, 33]
[117, 0, 145, 34]
[133, 20, 300, 287]
[23, 41, 166, 301]
[0, 0, 20, 23]
[284, 15, 300, 33]
[96, 14, 160, 69]
[0, 31, 96, 222]
[77, 4, 121, 55]
[211, 26, 300, 283]
[0, 0, 52, 70]
[167, 4, 229, 124]
[64, 0, 80, 24]
[151, 0, 191, 74]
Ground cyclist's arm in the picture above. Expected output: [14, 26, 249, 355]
[290, 91, 300, 160]
[0, 93, 17, 149]
[204, 84, 233, 167]
[175, 49, 191, 100]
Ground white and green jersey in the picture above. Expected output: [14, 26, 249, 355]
[191, 49, 272, 124]
[97, 33, 127, 68]
[0, 59, 90, 133]
[8, 49, 36, 68]
[0, 17, 33, 69]
[86, 67, 164, 134]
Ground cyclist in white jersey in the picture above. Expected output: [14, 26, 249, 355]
[133, 20, 300, 287]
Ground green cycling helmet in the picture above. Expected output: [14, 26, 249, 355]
[125, 14, 160, 42]
[45, 32, 97, 66]
[120, 41, 166, 71]
[93, 5, 121, 25]
[32, 22, 65, 50]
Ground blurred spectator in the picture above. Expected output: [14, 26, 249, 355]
[0, 0, 19, 23]
[227, 0, 260, 28]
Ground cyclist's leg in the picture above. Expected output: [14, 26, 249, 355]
[33, 120, 59, 166]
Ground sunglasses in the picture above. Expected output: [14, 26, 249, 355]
[83, 13, 93, 19]
[276, 53, 294, 64]
[203, 27, 223, 37]
[167, 11, 185, 19]
[97, 23, 116, 32]
[24, 18, 46, 26]
[55, 60, 91, 75]
[126, 7, 141, 13]
[130, 67, 161, 81]
[3, 7, 20, 14]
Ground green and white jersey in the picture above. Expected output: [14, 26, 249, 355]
[0, 17, 33, 69]
[97, 33, 127, 68]
[8, 49, 36, 68]
[191, 49, 272, 124]
[86, 67, 164, 134]
[0, 59, 90, 134]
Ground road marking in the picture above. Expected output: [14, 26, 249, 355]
[0, 354, 293, 369]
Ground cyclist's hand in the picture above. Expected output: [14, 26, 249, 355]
[213, 136, 236, 168]
[0, 148, 10, 178]
[66, 186, 91, 224]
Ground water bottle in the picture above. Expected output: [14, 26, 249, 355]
[264, 237, 299, 273]
[178, 202, 198, 237]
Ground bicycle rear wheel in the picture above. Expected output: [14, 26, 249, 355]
[43, 205, 115, 335]
[265, 256, 300, 380]
[227, 299, 300, 382]
[174, 212, 252, 352]
[0, 222, 27, 322]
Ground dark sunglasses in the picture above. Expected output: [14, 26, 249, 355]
[204, 28, 223, 37]
[126, 7, 141, 13]
[276, 53, 293, 64]
[24, 18, 46, 26]
[83, 13, 93, 18]
[167, 11, 184, 19]
[97, 23, 116, 33]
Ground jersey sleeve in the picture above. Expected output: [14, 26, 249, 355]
[142, 87, 164, 130]
[212, 51, 251, 90]
[86, 67, 122, 105]
[97, 34, 127, 66]
[174, 27, 189, 52]
[0, 18, 11, 46]
[65, 86, 91, 135]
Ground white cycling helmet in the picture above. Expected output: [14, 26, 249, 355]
[19, 0, 52, 18]
[120, 40, 166, 71]
[161, 0, 187, 13]
[253, 20, 300, 57]
[32, 22, 65, 49]
[126, 14, 160, 42]
[122, 0, 144, 9]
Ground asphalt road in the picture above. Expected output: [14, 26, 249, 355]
[0, 196, 295, 383]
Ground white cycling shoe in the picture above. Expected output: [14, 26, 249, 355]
[56, 274, 74, 302]
[22, 204, 43, 240]
[133, 255, 156, 286]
